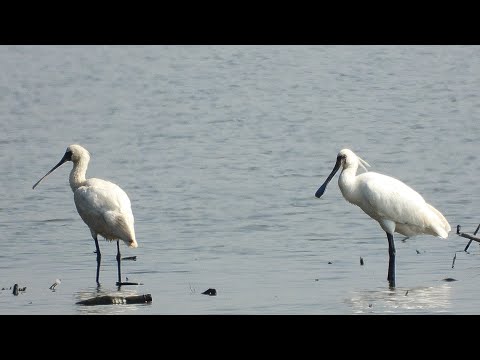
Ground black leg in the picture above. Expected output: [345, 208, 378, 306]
[116, 240, 122, 286]
[386, 232, 396, 288]
[94, 235, 101, 286]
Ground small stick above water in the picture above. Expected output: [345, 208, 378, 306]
[474, 224, 480, 236]
[457, 224, 480, 252]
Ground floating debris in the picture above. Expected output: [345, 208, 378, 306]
[122, 256, 137, 261]
[451, 253, 457, 269]
[49, 279, 61, 290]
[405, 290, 409, 296]
[202, 288, 217, 296]
[328, 261, 332, 264]
[360, 257, 364, 266]
[416, 249, 421, 254]
[12, 284, 26, 296]
[443, 278, 458, 282]
[116, 281, 141, 286]
[77, 294, 152, 306]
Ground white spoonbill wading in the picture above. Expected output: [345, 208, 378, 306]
[314, 149, 451, 288]
[33, 144, 138, 287]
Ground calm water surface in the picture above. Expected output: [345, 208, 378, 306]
[1, 45, 480, 314]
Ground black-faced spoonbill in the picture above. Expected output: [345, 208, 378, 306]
[314, 149, 451, 288]
[33, 144, 138, 287]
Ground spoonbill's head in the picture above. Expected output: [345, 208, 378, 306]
[67, 144, 90, 163]
[314, 149, 370, 198]
[32, 144, 90, 189]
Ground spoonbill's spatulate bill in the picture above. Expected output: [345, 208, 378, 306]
[315, 149, 451, 288]
[33, 144, 138, 287]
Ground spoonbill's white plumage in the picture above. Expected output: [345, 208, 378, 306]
[33, 144, 137, 286]
[315, 148, 451, 288]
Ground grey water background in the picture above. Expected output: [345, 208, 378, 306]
[1, 45, 480, 314]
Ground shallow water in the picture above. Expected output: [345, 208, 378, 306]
[1, 45, 480, 314]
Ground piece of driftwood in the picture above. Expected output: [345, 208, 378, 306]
[76, 294, 152, 306]
[121, 256, 137, 261]
[456, 224, 480, 251]
[116, 281, 142, 286]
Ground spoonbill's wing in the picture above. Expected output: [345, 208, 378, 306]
[74, 179, 134, 241]
[356, 172, 430, 226]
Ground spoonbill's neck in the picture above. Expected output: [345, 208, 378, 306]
[69, 158, 89, 192]
[338, 161, 359, 199]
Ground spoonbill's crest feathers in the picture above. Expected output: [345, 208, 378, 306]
[358, 156, 370, 173]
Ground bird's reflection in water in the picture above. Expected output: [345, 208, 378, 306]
[348, 283, 452, 314]
[74, 285, 147, 314]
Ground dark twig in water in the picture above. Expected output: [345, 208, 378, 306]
[360, 257, 364, 266]
[474, 224, 480, 236]
[452, 253, 457, 269]
[457, 224, 480, 252]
